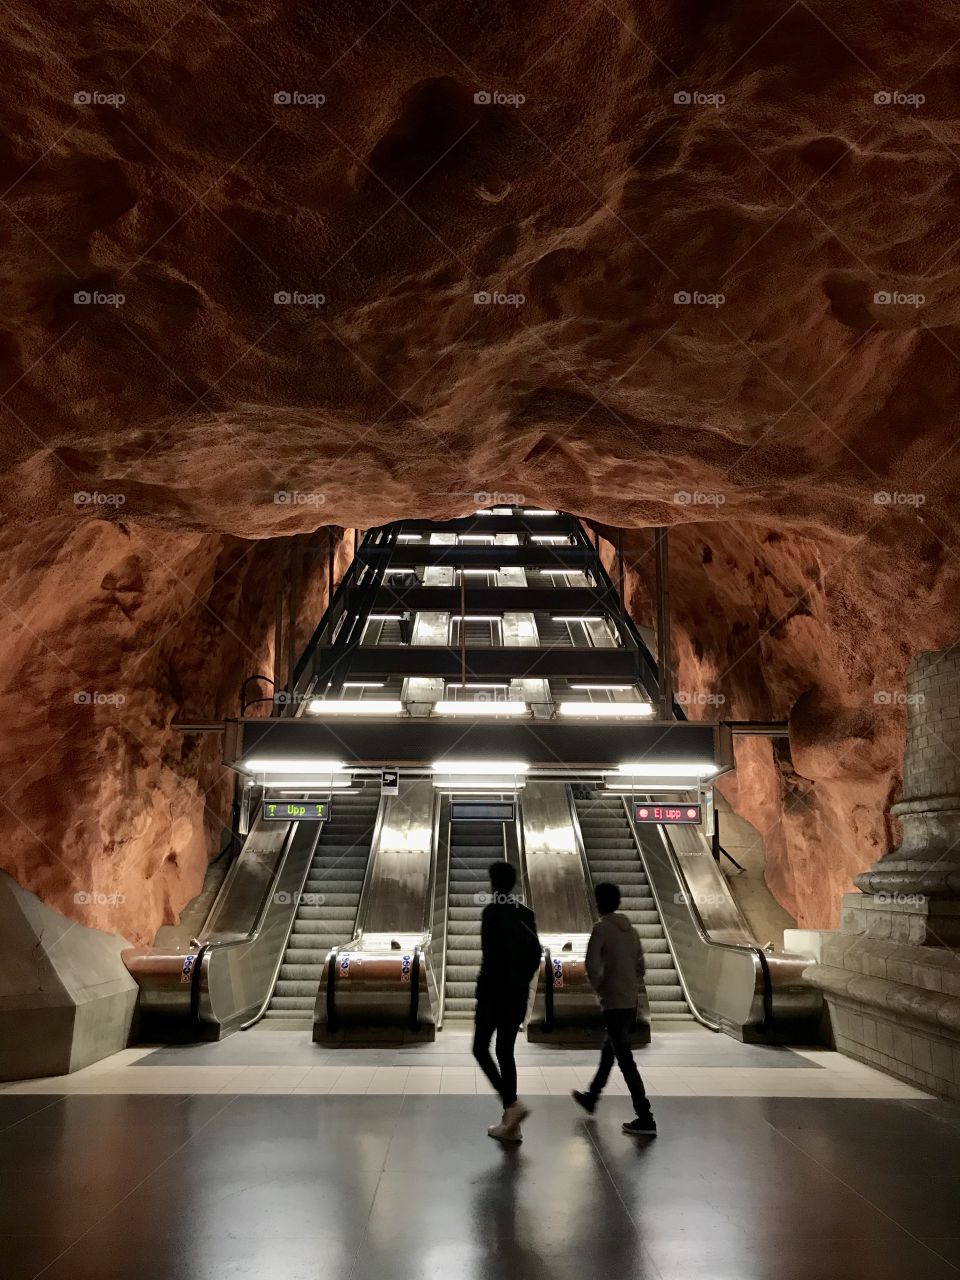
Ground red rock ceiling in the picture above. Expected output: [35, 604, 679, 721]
[2, 1, 960, 941]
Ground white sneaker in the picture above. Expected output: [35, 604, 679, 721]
[488, 1110, 524, 1143]
[502, 1100, 529, 1130]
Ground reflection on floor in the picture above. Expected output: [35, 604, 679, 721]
[0, 1026, 932, 1099]
[2, 1090, 959, 1280]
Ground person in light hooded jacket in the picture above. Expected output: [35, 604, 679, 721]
[573, 881, 656, 1136]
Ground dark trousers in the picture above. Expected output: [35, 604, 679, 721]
[473, 995, 526, 1108]
[589, 1008, 650, 1116]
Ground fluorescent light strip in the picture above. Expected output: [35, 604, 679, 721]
[368, 613, 403, 621]
[445, 682, 510, 689]
[343, 681, 385, 688]
[458, 535, 495, 542]
[551, 615, 599, 623]
[432, 778, 525, 790]
[245, 758, 345, 773]
[431, 760, 529, 775]
[307, 699, 403, 716]
[523, 509, 559, 515]
[570, 684, 635, 691]
[532, 535, 569, 543]
[615, 762, 719, 777]
[558, 702, 653, 718]
[451, 614, 502, 621]
[434, 700, 527, 716]
[397, 533, 422, 541]
[604, 782, 692, 792]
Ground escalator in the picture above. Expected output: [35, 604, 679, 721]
[442, 819, 505, 1022]
[574, 793, 694, 1023]
[263, 786, 381, 1025]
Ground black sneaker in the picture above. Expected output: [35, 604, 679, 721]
[572, 1090, 597, 1115]
[623, 1114, 657, 1137]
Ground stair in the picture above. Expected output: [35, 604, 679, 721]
[533, 613, 573, 647]
[575, 795, 694, 1022]
[262, 787, 380, 1024]
[443, 819, 505, 1021]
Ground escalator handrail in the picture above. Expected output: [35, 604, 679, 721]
[325, 948, 340, 1033]
[346, 787, 390, 947]
[409, 947, 422, 1032]
[620, 796, 771, 1032]
[542, 946, 555, 1033]
[197, 818, 302, 956]
[435, 803, 452, 1031]
[194, 800, 278, 942]
[238, 819, 326, 1030]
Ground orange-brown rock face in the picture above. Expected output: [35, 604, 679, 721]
[2, 2, 960, 938]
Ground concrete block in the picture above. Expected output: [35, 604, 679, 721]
[0, 871, 136, 1081]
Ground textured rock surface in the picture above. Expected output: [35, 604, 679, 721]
[0, 522, 349, 943]
[2, 2, 960, 937]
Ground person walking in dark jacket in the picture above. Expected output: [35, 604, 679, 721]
[573, 881, 656, 1136]
[473, 860, 542, 1143]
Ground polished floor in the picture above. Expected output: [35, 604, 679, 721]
[2, 1088, 960, 1280]
[0, 1026, 933, 1099]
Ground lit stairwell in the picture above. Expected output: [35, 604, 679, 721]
[575, 794, 694, 1022]
[262, 787, 381, 1024]
[442, 820, 505, 1021]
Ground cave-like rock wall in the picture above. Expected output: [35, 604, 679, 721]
[599, 521, 957, 928]
[0, 519, 350, 944]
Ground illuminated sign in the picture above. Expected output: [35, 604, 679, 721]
[635, 803, 702, 825]
[262, 800, 329, 822]
[451, 800, 516, 823]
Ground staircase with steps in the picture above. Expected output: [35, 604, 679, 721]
[442, 819, 506, 1022]
[575, 794, 694, 1022]
[533, 613, 574, 647]
[262, 787, 381, 1025]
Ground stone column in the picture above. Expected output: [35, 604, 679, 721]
[805, 647, 960, 1098]
[855, 648, 960, 944]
